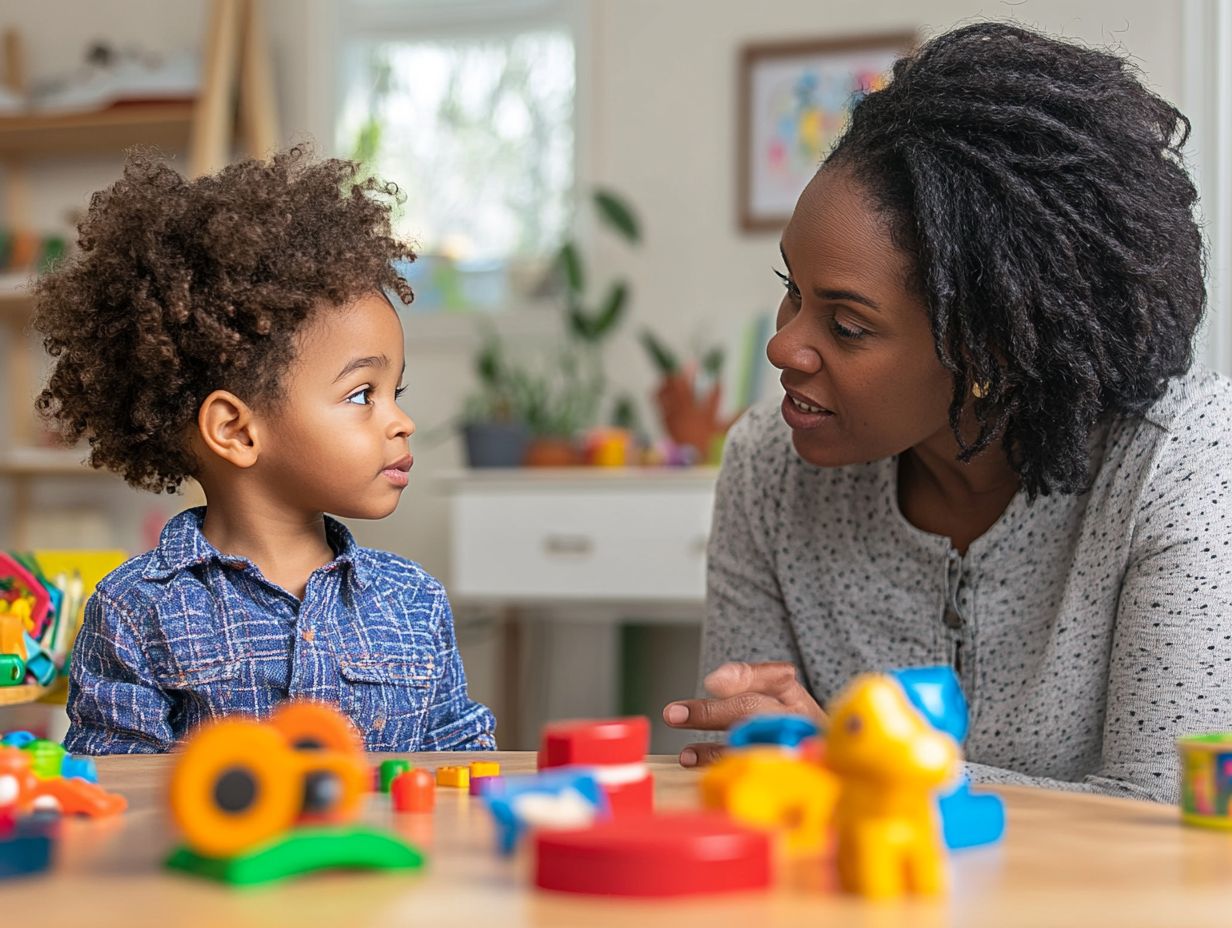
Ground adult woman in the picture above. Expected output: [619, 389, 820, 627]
[663, 22, 1232, 803]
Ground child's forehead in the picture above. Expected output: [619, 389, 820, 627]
[295, 293, 406, 370]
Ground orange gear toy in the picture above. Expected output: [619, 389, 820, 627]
[165, 700, 422, 886]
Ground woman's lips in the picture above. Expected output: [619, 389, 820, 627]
[780, 392, 835, 431]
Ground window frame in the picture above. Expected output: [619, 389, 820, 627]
[316, 0, 591, 331]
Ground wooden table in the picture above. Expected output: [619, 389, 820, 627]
[5, 752, 1232, 927]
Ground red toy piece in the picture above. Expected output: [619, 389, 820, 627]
[534, 811, 772, 897]
[391, 769, 435, 813]
[538, 717, 653, 817]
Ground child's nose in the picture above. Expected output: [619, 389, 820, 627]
[390, 406, 415, 439]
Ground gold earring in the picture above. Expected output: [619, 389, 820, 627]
[971, 380, 991, 399]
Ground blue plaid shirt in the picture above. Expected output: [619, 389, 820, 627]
[64, 508, 496, 755]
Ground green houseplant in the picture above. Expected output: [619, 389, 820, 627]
[459, 188, 641, 467]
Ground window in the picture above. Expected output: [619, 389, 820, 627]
[336, 1, 577, 312]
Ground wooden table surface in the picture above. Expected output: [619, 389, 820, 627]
[5, 752, 1232, 927]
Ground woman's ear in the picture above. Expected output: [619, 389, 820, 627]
[196, 390, 261, 469]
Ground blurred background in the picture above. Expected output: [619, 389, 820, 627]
[0, 0, 1229, 750]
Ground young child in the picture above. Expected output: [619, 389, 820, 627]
[33, 147, 496, 754]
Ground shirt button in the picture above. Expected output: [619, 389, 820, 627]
[301, 628, 315, 643]
[943, 607, 963, 629]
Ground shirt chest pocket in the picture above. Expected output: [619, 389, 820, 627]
[146, 638, 242, 721]
[338, 646, 436, 751]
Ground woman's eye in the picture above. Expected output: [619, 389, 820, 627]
[832, 320, 868, 341]
[773, 268, 801, 300]
[346, 388, 371, 406]
[394, 385, 407, 400]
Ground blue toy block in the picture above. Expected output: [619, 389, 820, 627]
[940, 775, 1007, 849]
[60, 755, 98, 784]
[728, 713, 821, 750]
[890, 666, 969, 743]
[484, 768, 608, 855]
[21, 634, 56, 687]
[0, 731, 36, 748]
[0, 815, 56, 880]
[890, 665, 1005, 850]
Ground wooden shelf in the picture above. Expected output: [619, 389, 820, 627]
[0, 447, 103, 477]
[0, 101, 195, 158]
[0, 273, 32, 318]
[0, 682, 51, 706]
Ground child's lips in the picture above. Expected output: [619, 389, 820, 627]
[382, 454, 413, 486]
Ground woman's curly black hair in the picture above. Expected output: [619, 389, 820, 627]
[826, 22, 1205, 497]
[33, 145, 415, 493]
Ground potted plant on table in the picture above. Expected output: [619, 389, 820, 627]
[458, 188, 642, 467]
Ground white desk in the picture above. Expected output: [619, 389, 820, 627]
[441, 467, 717, 749]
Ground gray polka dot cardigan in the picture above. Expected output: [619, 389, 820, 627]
[701, 365, 1232, 803]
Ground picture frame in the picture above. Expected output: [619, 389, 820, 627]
[738, 32, 916, 233]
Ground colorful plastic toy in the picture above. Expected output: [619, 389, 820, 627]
[538, 717, 653, 817]
[0, 730, 35, 748]
[0, 743, 125, 818]
[534, 811, 772, 897]
[827, 673, 961, 899]
[1178, 733, 1232, 828]
[0, 748, 56, 880]
[470, 760, 500, 779]
[165, 701, 423, 885]
[485, 769, 610, 855]
[391, 769, 435, 813]
[891, 667, 1006, 849]
[727, 713, 822, 751]
[379, 759, 412, 793]
[1, 815, 56, 880]
[469, 774, 502, 797]
[436, 765, 470, 789]
[700, 746, 838, 856]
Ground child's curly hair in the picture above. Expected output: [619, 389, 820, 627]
[33, 145, 415, 493]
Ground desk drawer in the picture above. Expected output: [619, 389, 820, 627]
[451, 486, 713, 601]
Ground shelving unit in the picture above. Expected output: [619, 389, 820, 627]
[0, 0, 279, 705]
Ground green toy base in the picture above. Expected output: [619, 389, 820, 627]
[165, 826, 425, 887]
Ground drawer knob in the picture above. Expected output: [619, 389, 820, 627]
[543, 534, 594, 556]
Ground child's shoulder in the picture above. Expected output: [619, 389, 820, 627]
[351, 546, 447, 601]
[88, 550, 168, 618]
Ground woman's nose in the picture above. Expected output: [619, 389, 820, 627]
[767, 311, 823, 375]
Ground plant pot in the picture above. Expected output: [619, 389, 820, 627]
[462, 422, 530, 468]
[524, 436, 583, 467]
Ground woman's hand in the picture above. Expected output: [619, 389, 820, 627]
[661, 661, 827, 767]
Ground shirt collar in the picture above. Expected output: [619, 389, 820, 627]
[141, 507, 370, 591]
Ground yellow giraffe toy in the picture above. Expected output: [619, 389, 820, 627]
[826, 673, 961, 898]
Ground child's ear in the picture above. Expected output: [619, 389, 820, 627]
[197, 390, 262, 468]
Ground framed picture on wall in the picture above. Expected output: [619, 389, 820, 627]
[738, 32, 915, 233]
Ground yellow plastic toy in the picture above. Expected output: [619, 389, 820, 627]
[700, 747, 838, 856]
[436, 765, 470, 788]
[826, 674, 961, 899]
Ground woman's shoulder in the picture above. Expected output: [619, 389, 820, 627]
[1100, 365, 1232, 495]
[1136, 364, 1232, 432]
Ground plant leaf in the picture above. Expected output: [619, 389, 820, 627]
[590, 283, 628, 340]
[593, 189, 640, 244]
[701, 346, 725, 377]
[558, 242, 585, 294]
[639, 329, 679, 375]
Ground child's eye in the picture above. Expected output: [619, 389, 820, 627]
[773, 268, 801, 300]
[395, 384, 407, 400]
[832, 320, 868, 341]
[346, 387, 371, 406]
